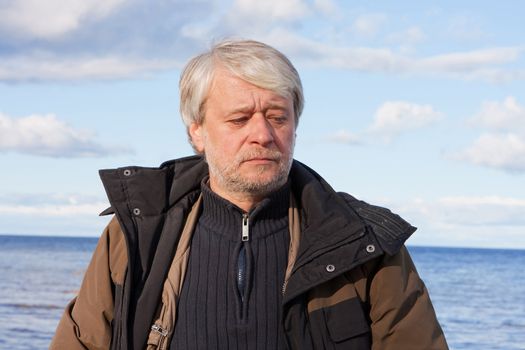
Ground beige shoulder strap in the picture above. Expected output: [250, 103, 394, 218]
[283, 193, 301, 294]
[146, 194, 202, 350]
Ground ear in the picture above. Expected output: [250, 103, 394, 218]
[189, 122, 205, 153]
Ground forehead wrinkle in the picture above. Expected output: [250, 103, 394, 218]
[210, 66, 292, 116]
[229, 98, 290, 115]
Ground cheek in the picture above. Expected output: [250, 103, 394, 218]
[207, 133, 239, 158]
[277, 128, 296, 152]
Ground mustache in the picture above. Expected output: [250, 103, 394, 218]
[237, 149, 282, 162]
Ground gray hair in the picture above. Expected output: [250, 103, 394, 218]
[179, 39, 304, 130]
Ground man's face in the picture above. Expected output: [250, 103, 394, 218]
[190, 67, 296, 200]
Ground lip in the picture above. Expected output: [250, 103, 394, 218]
[243, 158, 276, 164]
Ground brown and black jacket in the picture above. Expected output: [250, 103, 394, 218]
[51, 156, 448, 349]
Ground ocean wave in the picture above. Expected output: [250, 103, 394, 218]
[0, 303, 64, 310]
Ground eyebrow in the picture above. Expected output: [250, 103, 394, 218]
[228, 102, 289, 115]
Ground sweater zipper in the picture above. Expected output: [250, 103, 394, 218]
[242, 213, 249, 241]
[237, 213, 250, 321]
[238, 213, 249, 298]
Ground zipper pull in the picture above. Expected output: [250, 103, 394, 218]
[242, 214, 249, 241]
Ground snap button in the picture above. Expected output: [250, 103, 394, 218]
[326, 264, 335, 273]
[366, 244, 376, 253]
[133, 208, 141, 216]
[123, 169, 132, 176]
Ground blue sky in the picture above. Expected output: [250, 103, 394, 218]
[1, 0, 524, 249]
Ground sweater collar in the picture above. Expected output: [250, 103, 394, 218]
[199, 178, 290, 241]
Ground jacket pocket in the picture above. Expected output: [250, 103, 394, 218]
[323, 297, 371, 347]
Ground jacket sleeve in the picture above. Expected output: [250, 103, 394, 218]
[50, 217, 128, 350]
[367, 246, 448, 350]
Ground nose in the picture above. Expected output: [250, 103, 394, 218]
[248, 113, 274, 146]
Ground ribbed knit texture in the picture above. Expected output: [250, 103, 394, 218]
[170, 181, 290, 350]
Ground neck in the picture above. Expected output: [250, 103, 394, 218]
[208, 185, 264, 212]
[208, 175, 289, 212]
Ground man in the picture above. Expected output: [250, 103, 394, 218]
[51, 40, 448, 349]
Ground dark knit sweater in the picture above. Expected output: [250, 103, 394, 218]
[170, 182, 290, 349]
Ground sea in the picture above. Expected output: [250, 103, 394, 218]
[0, 235, 524, 350]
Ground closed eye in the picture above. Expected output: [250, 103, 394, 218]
[229, 116, 250, 126]
[268, 114, 288, 125]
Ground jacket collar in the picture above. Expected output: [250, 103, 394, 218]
[288, 161, 367, 270]
[100, 155, 413, 256]
[99, 155, 374, 263]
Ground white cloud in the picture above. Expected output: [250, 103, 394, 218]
[0, 1, 523, 83]
[454, 133, 525, 172]
[325, 129, 361, 144]
[0, 0, 212, 81]
[453, 97, 525, 173]
[325, 101, 440, 145]
[352, 13, 387, 37]
[0, 55, 179, 82]
[0, 193, 109, 236]
[0, 112, 132, 157]
[460, 68, 525, 84]
[0, 0, 126, 39]
[261, 29, 409, 71]
[369, 101, 441, 138]
[264, 30, 524, 82]
[419, 47, 521, 73]
[5, 39, 518, 83]
[469, 96, 525, 130]
[0, 202, 107, 217]
[231, 0, 310, 22]
[0, 192, 106, 216]
[404, 195, 525, 227]
[223, 0, 311, 33]
[439, 195, 525, 208]
[313, 0, 339, 17]
[388, 195, 525, 248]
[324, 100, 441, 145]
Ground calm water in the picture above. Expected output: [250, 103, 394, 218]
[0, 235, 524, 350]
